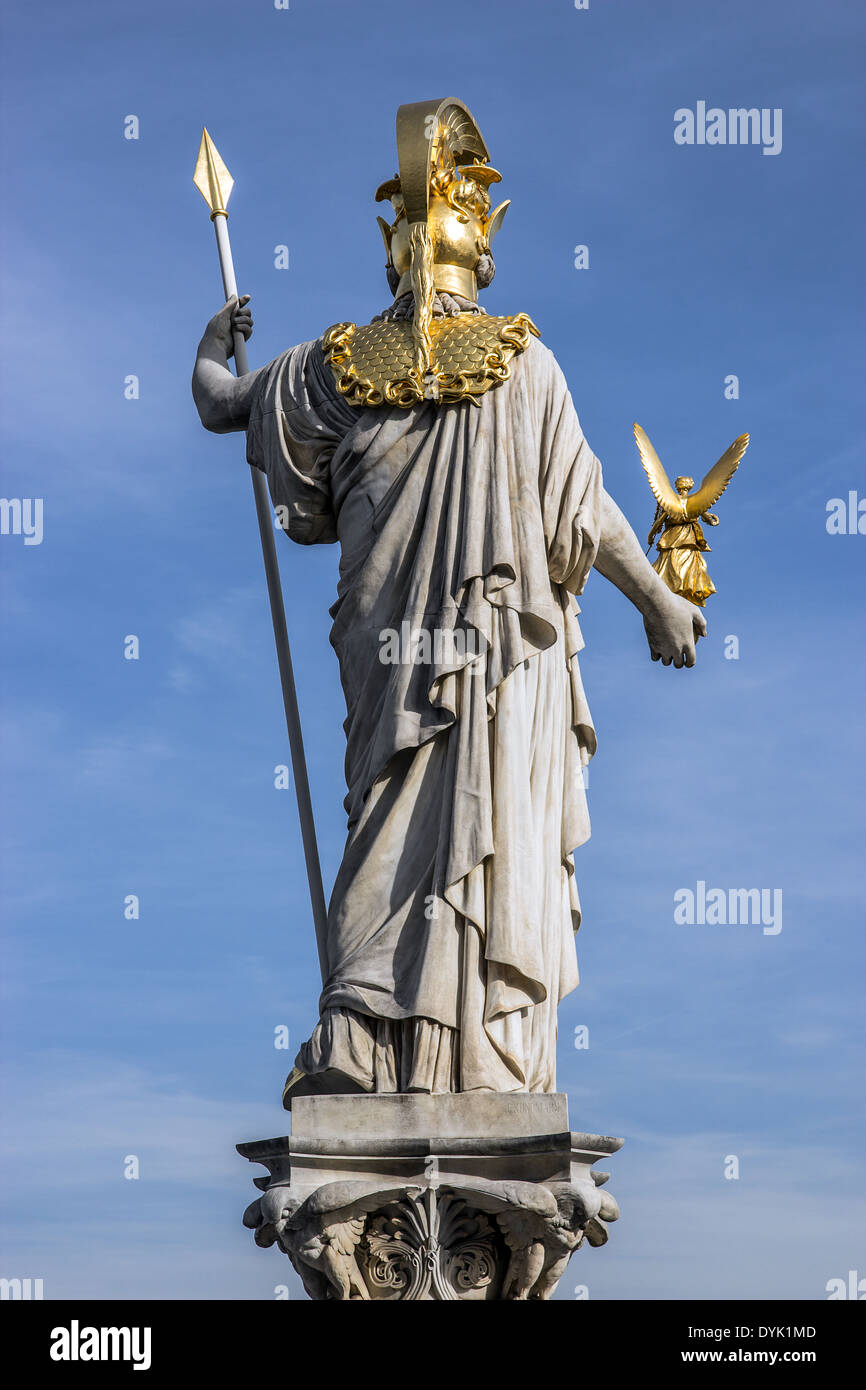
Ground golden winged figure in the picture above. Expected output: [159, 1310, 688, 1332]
[635, 424, 749, 606]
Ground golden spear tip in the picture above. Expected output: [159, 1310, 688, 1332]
[193, 127, 234, 218]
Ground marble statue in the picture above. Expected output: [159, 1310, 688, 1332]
[193, 98, 706, 1111]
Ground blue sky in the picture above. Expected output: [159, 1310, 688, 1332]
[1, 0, 863, 1301]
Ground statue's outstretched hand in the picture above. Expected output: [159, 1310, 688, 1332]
[203, 295, 253, 360]
[643, 588, 706, 668]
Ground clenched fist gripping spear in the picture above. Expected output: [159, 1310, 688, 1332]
[192, 129, 329, 977]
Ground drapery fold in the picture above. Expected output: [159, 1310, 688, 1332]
[246, 334, 602, 1095]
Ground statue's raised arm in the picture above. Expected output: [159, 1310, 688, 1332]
[192, 294, 260, 432]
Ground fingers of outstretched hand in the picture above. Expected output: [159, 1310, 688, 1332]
[674, 642, 697, 668]
[653, 638, 698, 667]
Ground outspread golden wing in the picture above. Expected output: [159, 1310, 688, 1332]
[687, 434, 749, 517]
[633, 424, 684, 516]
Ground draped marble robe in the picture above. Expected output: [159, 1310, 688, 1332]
[245, 328, 603, 1097]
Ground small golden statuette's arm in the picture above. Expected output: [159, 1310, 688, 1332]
[633, 424, 749, 607]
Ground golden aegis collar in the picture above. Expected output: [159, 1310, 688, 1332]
[322, 312, 540, 409]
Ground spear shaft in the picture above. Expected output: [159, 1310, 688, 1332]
[194, 130, 329, 981]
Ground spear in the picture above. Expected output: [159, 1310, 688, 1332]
[193, 128, 329, 981]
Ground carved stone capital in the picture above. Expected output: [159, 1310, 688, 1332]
[239, 1093, 622, 1301]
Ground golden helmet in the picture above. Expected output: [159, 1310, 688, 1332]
[374, 98, 510, 307]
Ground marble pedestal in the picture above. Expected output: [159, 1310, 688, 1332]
[239, 1094, 622, 1300]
